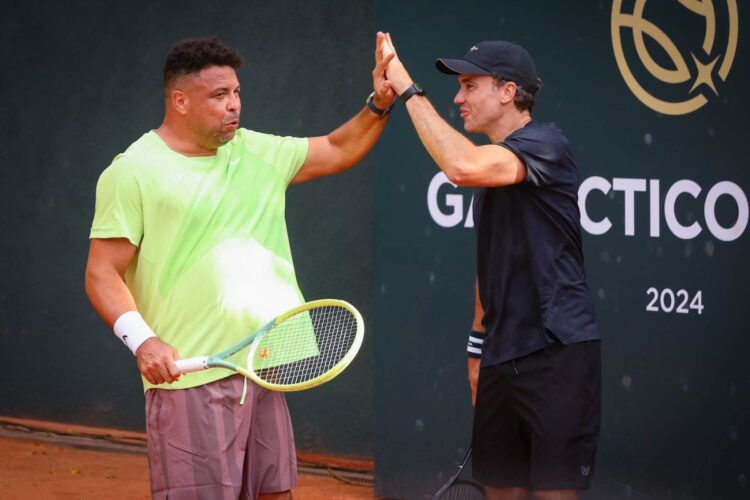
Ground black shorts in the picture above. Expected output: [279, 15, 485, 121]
[472, 340, 601, 490]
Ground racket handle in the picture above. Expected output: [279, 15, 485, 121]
[175, 356, 209, 373]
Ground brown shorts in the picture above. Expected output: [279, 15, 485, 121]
[145, 375, 296, 499]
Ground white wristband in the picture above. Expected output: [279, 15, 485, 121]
[467, 330, 486, 359]
[113, 311, 157, 355]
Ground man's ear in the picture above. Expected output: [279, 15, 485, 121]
[499, 82, 516, 105]
[171, 89, 188, 115]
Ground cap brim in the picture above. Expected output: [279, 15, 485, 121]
[435, 58, 492, 75]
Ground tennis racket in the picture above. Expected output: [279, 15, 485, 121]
[432, 447, 485, 500]
[174, 299, 364, 392]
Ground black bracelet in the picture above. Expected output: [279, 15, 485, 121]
[366, 92, 393, 117]
[467, 330, 486, 358]
[400, 82, 425, 104]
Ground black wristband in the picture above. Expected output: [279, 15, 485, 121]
[400, 82, 425, 104]
[467, 330, 486, 358]
[366, 92, 392, 117]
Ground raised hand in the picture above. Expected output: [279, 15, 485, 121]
[372, 31, 397, 109]
[382, 33, 414, 96]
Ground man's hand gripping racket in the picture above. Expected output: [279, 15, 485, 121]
[175, 299, 364, 392]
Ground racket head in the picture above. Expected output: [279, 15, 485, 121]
[245, 299, 364, 391]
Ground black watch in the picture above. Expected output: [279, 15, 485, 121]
[366, 92, 393, 117]
[400, 82, 424, 104]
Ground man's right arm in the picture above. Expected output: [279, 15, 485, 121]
[85, 238, 181, 385]
[85, 238, 138, 327]
[382, 34, 526, 188]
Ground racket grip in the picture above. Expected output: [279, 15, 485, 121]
[175, 356, 209, 373]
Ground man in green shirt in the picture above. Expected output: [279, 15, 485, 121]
[85, 35, 395, 499]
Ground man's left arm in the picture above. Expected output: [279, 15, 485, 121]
[468, 278, 485, 407]
[291, 32, 396, 184]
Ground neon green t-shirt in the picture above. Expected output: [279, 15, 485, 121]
[90, 129, 309, 391]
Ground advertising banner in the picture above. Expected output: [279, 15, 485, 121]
[375, 1, 748, 497]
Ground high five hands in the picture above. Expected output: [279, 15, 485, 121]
[373, 32, 398, 110]
[377, 32, 413, 97]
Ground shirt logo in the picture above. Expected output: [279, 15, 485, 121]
[580, 465, 591, 477]
[611, 0, 738, 115]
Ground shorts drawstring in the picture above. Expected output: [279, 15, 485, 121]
[239, 376, 248, 406]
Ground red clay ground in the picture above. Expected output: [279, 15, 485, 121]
[0, 417, 374, 499]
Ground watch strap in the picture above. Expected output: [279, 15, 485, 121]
[400, 83, 424, 104]
[366, 91, 393, 117]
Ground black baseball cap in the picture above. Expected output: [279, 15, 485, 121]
[435, 41, 541, 94]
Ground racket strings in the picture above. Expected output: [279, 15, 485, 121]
[251, 305, 358, 386]
[439, 482, 485, 500]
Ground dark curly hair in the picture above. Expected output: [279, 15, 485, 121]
[163, 37, 243, 91]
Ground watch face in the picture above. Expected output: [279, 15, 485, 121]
[414, 82, 424, 93]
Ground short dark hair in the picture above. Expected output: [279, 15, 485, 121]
[494, 77, 541, 113]
[163, 37, 243, 90]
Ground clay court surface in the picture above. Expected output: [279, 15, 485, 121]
[0, 418, 374, 499]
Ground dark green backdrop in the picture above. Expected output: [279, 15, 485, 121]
[1, 1, 748, 499]
[374, 0, 748, 498]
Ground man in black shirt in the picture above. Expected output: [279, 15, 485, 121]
[382, 34, 601, 499]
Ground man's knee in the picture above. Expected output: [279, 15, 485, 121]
[485, 486, 531, 500]
[532, 489, 578, 500]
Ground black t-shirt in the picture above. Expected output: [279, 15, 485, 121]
[474, 121, 600, 366]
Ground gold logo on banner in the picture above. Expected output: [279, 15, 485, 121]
[611, 0, 738, 115]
